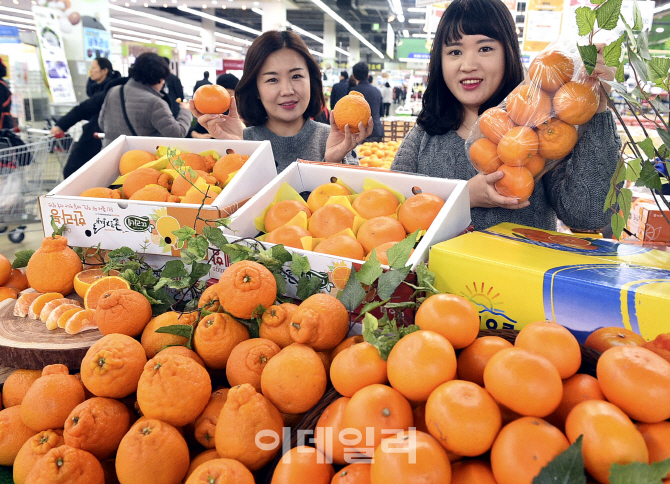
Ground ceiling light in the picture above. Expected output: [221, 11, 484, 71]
[411, 33, 429, 38]
[403, 29, 409, 37]
[110, 4, 203, 32]
[408, 18, 425, 23]
[216, 47, 237, 54]
[216, 41, 244, 50]
[308, 0, 384, 59]
[251, 7, 262, 14]
[388, 14, 395, 22]
[656, 27, 665, 32]
[111, 18, 203, 41]
[214, 31, 253, 45]
[0, 13, 35, 25]
[144, 3, 148, 6]
[163, 4, 167, 7]
[0, 5, 31, 15]
[397, 14, 404, 22]
[179, 5, 262, 35]
[113, 33, 166, 44]
[202, 3, 207, 7]
[407, 6, 426, 12]
[110, 26, 201, 47]
[288, 23, 350, 56]
[212, 0, 217, 3]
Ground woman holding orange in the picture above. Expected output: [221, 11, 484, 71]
[190, 30, 373, 172]
[391, 0, 620, 231]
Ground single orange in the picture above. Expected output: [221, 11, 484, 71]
[397, 193, 445, 234]
[265, 200, 312, 233]
[495, 165, 535, 202]
[270, 445, 334, 484]
[457, 336, 513, 386]
[309, 204, 355, 239]
[313, 234, 365, 260]
[469, 138, 503, 175]
[351, 188, 400, 220]
[637, 421, 670, 479]
[505, 84, 552, 127]
[553, 81, 599, 125]
[528, 50, 574, 93]
[514, 320, 581, 379]
[536, 118, 578, 160]
[118, 150, 156, 175]
[265, 225, 312, 250]
[193, 84, 232, 114]
[333, 92, 371, 134]
[584, 326, 646, 353]
[479, 107, 516, 143]
[497, 125, 538, 167]
[84, 276, 131, 310]
[307, 183, 351, 212]
[330, 341, 388, 397]
[415, 293, 480, 350]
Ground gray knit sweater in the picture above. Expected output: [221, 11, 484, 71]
[243, 119, 358, 172]
[391, 111, 621, 231]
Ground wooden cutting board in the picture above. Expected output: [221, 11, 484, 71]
[0, 296, 103, 371]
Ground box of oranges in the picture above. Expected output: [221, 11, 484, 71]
[38, 136, 277, 256]
[429, 223, 670, 343]
[209, 160, 471, 298]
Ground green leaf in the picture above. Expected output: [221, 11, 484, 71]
[219, 244, 253, 264]
[296, 275, 323, 301]
[12, 250, 34, 269]
[338, 269, 366, 311]
[622, 14, 637, 49]
[362, 312, 379, 343]
[357, 254, 384, 286]
[609, 458, 670, 484]
[107, 247, 135, 261]
[611, 212, 626, 239]
[638, 137, 656, 160]
[138, 270, 158, 287]
[384, 301, 417, 310]
[256, 250, 284, 273]
[190, 235, 211, 261]
[357, 298, 391, 319]
[271, 245, 292, 265]
[387, 230, 419, 269]
[273, 270, 287, 297]
[637, 30, 651, 60]
[615, 62, 625, 82]
[146, 286, 173, 315]
[290, 253, 311, 278]
[632, 0, 643, 29]
[398, 324, 420, 338]
[625, 157, 642, 182]
[590, 0, 605, 4]
[617, 187, 633, 218]
[50, 216, 65, 237]
[161, 259, 188, 279]
[636, 159, 664, 190]
[596, 0, 623, 30]
[650, 96, 669, 114]
[120, 269, 139, 285]
[415, 262, 440, 296]
[189, 261, 211, 284]
[155, 324, 194, 338]
[215, 217, 232, 228]
[167, 278, 191, 290]
[658, 128, 670, 151]
[202, 225, 228, 249]
[629, 50, 649, 83]
[576, 7, 597, 36]
[578, 44, 599, 75]
[377, 266, 411, 301]
[181, 248, 199, 266]
[533, 436, 586, 484]
[603, 34, 624, 66]
[172, 226, 196, 243]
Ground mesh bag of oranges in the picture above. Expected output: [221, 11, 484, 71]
[466, 40, 601, 203]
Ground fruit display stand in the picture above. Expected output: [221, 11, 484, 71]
[382, 118, 415, 142]
[37, 137, 276, 255]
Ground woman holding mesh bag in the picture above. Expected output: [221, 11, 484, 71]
[391, 0, 620, 232]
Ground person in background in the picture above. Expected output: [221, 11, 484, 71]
[190, 30, 372, 172]
[99, 52, 192, 147]
[330, 70, 349, 110]
[189, 73, 239, 139]
[193, 71, 212, 95]
[0, 58, 13, 129]
[51, 57, 122, 177]
[391, 0, 620, 232]
[162, 57, 184, 107]
[382, 81, 393, 117]
[347, 75, 357, 93]
[351, 62, 384, 142]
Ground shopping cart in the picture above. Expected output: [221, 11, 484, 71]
[0, 129, 73, 243]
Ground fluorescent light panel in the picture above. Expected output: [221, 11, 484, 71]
[407, 7, 426, 12]
[109, 4, 203, 32]
[216, 47, 237, 54]
[0, 13, 35, 24]
[215, 41, 243, 50]
[110, 17, 202, 42]
[214, 32, 253, 45]
[288, 23, 350, 56]
[408, 18, 425, 23]
[110, 25, 192, 45]
[178, 6, 262, 35]
[0, 5, 33, 15]
[0, 19, 35, 30]
[113, 32, 172, 44]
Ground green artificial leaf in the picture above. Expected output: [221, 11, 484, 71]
[172, 226, 197, 243]
[107, 247, 136, 261]
[296, 275, 323, 301]
[138, 270, 158, 287]
[622, 14, 637, 49]
[219, 244, 253, 264]
[650, 96, 670, 114]
[202, 225, 228, 249]
[610, 458, 670, 484]
[120, 269, 139, 285]
[161, 259, 188, 279]
[357, 298, 391, 319]
[578, 44, 599, 75]
[270, 244, 292, 265]
[155, 324, 194, 338]
[338, 269, 367, 311]
[604, 180, 616, 213]
[638, 137, 656, 160]
[146, 286, 173, 315]
[190, 235, 211, 261]
[387, 230, 419, 269]
[215, 217, 232, 228]
[415, 262, 440, 295]
[184, 298, 199, 311]
[123, 261, 141, 272]
[153, 277, 172, 291]
[187, 166, 198, 180]
[591, 0, 605, 5]
[658, 128, 670, 151]
[273, 270, 287, 297]
[362, 312, 379, 343]
[50, 216, 66, 237]
[533, 436, 586, 484]
[625, 157, 642, 182]
[637, 30, 651, 60]
[384, 301, 418, 310]
[636, 159, 664, 190]
[189, 261, 211, 284]
[167, 278, 192, 290]
[629, 50, 649, 83]
[633, 0, 644, 29]
[603, 34, 624, 66]
[576, 7, 597, 36]
[290, 253, 311, 278]
[12, 250, 34, 269]
[611, 212, 626, 239]
[180, 248, 199, 266]
[398, 324, 420, 338]
[617, 187, 633, 218]
[596, 0, 623, 30]
[357, 254, 384, 286]
[615, 62, 625, 82]
[256, 250, 284, 273]
[377, 266, 411, 301]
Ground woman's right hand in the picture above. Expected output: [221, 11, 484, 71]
[189, 98, 243, 141]
[468, 171, 531, 210]
[50, 126, 64, 136]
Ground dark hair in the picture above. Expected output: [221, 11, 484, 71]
[129, 53, 170, 85]
[340, 70, 349, 80]
[385, 82, 391, 88]
[417, 0, 524, 135]
[94, 57, 113, 76]
[203, 71, 210, 79]
[162, 56, 171, 66]
[352, 62, 368, 82]
[347, 76, 357, 90]
[236, 30, 324, 127]
[0, 58, 6, 78]
[217, 73, 239, 90]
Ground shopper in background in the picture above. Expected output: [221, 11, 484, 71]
[51, 57, 122, 177]
[347, 75, 357, 93]
[330, 70, 349, 110]
[190, 30, 372, 172]
[382, 82, 393, 117]
[0, 58, 13, 129]
[193, 71, 212, 94]
[189, 72, 239, 139]
[162, 57, 184, 107]
[351, 62, 384, 142]
[391, 0, 620, 232]
[99, 52, 192, 147]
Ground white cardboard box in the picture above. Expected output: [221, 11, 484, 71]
[39, 136, 276, 256]
[210, 161, 471, 296]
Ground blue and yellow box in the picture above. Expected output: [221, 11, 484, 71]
[429, 223, 670, 343]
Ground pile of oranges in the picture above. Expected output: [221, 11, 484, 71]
[357, 141, 401, 169]
[468, 49, 600, 202]
[260, 182, 445, 264]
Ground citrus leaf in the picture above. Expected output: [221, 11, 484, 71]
[188, 261, 211, 284]
[357, 252, 384, 286]
[107, 247, 135, 261]
[167, 279, 191, 290]
[377, 266, 411, 300]
[202, 225, 228, 249]
[578, 44, 599, 75]
[362, 312, 379, 343]
[146, 287, 173, 315]
[387, 230, 419, 270]
[339, 269, 366, 311]
[215, 217, 232, 228]
[533, 436, 586, 484]
[161, 259, 188, 279]
[357, 298, 391, 319]
[296, 275, 323, 301]
[632, 0, 643, 29]
[617, 188, 633, 218]
[155, 324, 194, 338]
[603, 34, 624, 66]
[636, 159, 664, 190]
[638, 138, 656, 160]
[190, 235, 211, 261]
[611, 211, 626, 239]
[218, 244, 253, 264]
[629, 50, 649, 83]
[290, 253, 311, 278]
[576, 6, 597, 36]
[416, 262, 440, 296]
[12, 249, 34, 268]
[384, 301, 417, 309]
[120, 269, 139, 285]
[172, 226, 197, 242]
[610, 458, 670, 484]
[138, 270, 157, 286]
[271, 244, 292, 265]
[637, 30, 651, 60]
[615, 62, 625, 82]
[273, 270, 287, 297]
[596, 0, 623, 30]
[625, 157, 642, 183]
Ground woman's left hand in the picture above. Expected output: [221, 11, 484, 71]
[325, 115, 374, 163]
[591, 43, 616, 113]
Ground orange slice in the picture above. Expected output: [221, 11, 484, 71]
[84, 276, 130, 310]
[64, 309, 97, 334]
[73, 268, 120, 298]
[14, 292, 43, 317]
[28, 293, 64, 320]
[57, 307, 84, 329]
[39, 298, 79, 323]
[45, 303, 83, 330]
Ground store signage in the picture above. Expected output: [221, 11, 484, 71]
[83, 27, 111, 61]
[408, 53, 430, 59]
[522, 0, 565, 53]
[0, 26, 20, 44]
[222, 59, 245, 72]
[367, 63, 383, 71]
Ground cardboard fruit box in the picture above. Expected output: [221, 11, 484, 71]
[429, 223, 670, 343]
[211, 160, 471, 300]
[39, 136, 277, 256]
[626, 197, 670, 244]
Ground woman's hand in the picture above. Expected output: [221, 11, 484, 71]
[190, 131, 213, 139]
[189, 98, 243, 140]
[591, 43, 616, 113]
[325, 115, 374, 164]
[50, 126, 64, 136]
[468, 171, 531, 210]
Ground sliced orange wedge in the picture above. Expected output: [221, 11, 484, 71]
[57, 307, 84, 329]
[14, 292, 42, 318]
[64, 309, 97, 334]
[73, 268, 120, 299]
[28, 293, 64, 320]
[39, 298, 77, 323]
[45, 303, 83, 330]
[84, 276, 130, 310]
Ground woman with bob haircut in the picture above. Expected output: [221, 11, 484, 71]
[99, 52, 192, 147]
[391, 0, 621, 232]
[191, 30, 372, 172]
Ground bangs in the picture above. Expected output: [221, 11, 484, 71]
[441, 0, 506, 45]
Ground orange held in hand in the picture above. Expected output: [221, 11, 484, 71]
[553, 81, 599, 125]
[333, 91, 371, 134]
[479, 107, 516, 143]
[495, 165, 535, 202]
[497, 126, 539, 167]
[536, 118, 578, 159]
[505, 84, 552, 127]
[193, 84, 232, 114]
[469, 138, 502, 175]
[528, 50, 575, 93]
